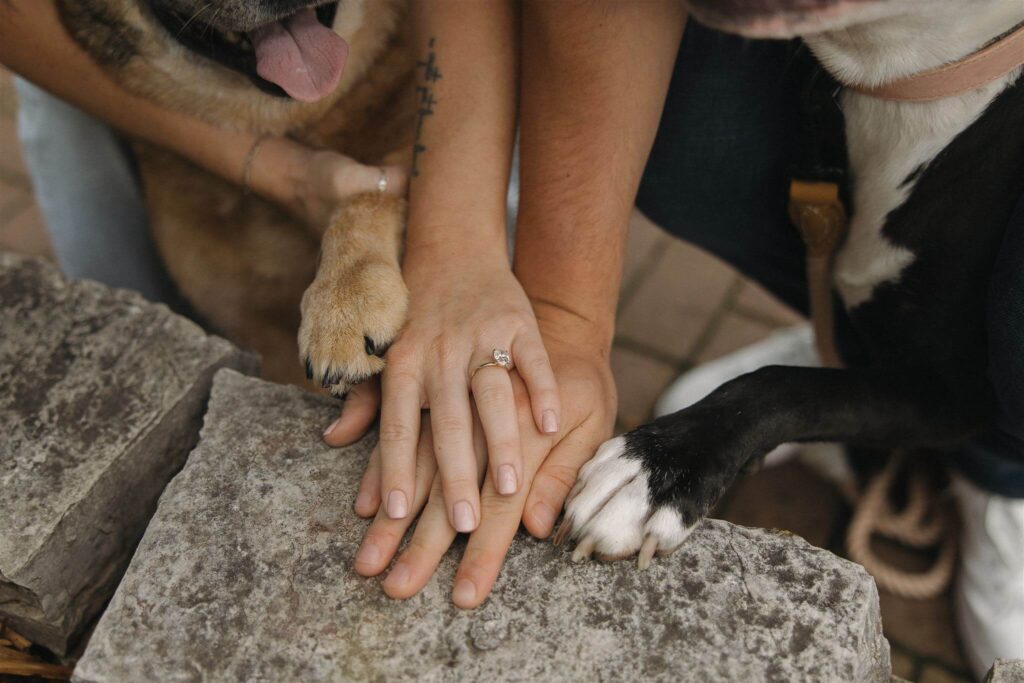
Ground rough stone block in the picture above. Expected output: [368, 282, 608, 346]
[0, 253, 257, 654]
[987, 659, 1024, 682]
[75, 370, 891, 682]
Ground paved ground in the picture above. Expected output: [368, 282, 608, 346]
[0, 68, 971, 682]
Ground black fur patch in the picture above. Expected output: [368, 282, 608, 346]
[56, 0, 142, 68]
[624, 74, 1024, 527]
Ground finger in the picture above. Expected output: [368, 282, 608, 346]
[354, 444, 382, 518]
[511, 332, 561, 436]
[450, 378, 533, 608]
[427, 372, 482, 533]
[379, 164, 409, 197]
[450, 467, 527, 608]
[380, 473, 457, 599]
[353, 426, 437, 576]
[378, 367, 424, 520]
[323, 378, 381, 447]
[471, 366, 522, 496]
[330, 162, 407, 199]
[523, 422, 608, 539]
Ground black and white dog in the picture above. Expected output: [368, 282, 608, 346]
[560, 0, 1024, 565]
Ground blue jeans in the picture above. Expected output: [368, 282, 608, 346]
[637, 22, 1024, 498]
[15, 78, 179, 306]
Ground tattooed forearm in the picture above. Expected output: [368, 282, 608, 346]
[412, 37, 441, 178]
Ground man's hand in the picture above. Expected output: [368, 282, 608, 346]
[349, 317, 615, 607]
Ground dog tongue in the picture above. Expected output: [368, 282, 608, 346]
[249, 8, 348, 102]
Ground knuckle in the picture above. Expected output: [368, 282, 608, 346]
[441, 472, 479, 492]
[378, 420, 415, 446]
[433, 413, 469, 436]
[365, 525, 402, 548]
[480, 493, 517, 516]
[459, 548, 500, 576]
[430, 338, 459, 366]
[382, 364, 419, 390]
[473, 382, 509, 410]
[406, 531, 445, 557]
[538, 463, 580, 494]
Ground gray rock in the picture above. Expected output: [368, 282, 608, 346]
[75, 369, 891, 682]
[987, 659, 1024, 682]
[0, 253, 257, 654]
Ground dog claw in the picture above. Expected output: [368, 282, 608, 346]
[552, 517, 574, 546]
[565, 479, 585, 507]
[571, 536, 595, 563]
[305, 358, 313, 380]
[638, 535, 659, 570]
[363, 336, 391, 358]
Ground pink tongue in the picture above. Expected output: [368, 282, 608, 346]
[248, 8, 348, 103]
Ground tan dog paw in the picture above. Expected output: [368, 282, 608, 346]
[298, 193, 408, 396]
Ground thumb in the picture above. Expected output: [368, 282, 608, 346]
[522, 423, 607, 539]
[323, 379, 381, 447]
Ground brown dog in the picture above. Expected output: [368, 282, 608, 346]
[57, 0, 414, 389]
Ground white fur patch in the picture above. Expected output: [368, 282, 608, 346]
[564, 436, 696, 564]
[802, 1, 1024, 307]
[332, 0, 366, 41]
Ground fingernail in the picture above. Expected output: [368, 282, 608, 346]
[542, 410, 558, 434]
[354, 542, 380, 568]
[383, 563, 410, 590]
[532, 502, 556, 534]
[452, 578, 477, 606]
[497, 465, 518, 495]
[323, 418, 341, 438]
[386, 490, 408, 519]
[453, 501, 476, 533]
[354, 491, 373, 513]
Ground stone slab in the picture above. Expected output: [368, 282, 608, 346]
[0, 253, 257, 654]
[987, 659, 1024, 682]
[75, 369, 891, 682]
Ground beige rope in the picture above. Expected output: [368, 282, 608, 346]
[843, 452, 958, 600]
[790, 181, 957, 599]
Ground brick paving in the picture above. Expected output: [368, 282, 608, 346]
[0, 67, 972, 681]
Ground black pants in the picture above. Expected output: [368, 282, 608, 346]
[636, 22, 1024, 497]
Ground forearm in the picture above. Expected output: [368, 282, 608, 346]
[0, 0, 303, 206]
[515, 0, 685, 348]
[404, 0, 518, 273]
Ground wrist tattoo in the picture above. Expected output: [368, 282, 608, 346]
[412, 37, 441, 179]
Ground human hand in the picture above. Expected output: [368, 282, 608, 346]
[248, 136, 408, 229]
[357, 252, 562, 537]
[350, 313, 616, 608]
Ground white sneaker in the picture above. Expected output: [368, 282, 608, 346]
[952, 476, 1024, 680]
[654, 325, 854, 482]
[654, 324, 820, 418]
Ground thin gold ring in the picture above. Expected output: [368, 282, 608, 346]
[241, 133, 272, 195]
[471, 348, 513, 381]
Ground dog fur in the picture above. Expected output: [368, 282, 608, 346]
[57, 0, 414, 387]
[562, 0, 1024, 565]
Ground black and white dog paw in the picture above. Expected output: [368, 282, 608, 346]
[556, 409, 753, 569]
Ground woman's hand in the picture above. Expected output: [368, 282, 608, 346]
[247, 137, 408, 230]
[349, 307, 616, 607]
[366, 249, 562, 534]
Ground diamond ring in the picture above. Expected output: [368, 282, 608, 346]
[376, 167, 388, 193]
[471, 348, 514, 380]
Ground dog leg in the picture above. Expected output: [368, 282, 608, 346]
[298, 192, 408, 396]
[559, 364, 995, 566]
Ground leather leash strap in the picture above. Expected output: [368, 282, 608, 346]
[788, 180, 955, 600]
[852, 22, 1024, 102]
[788, 180, 847, 369]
